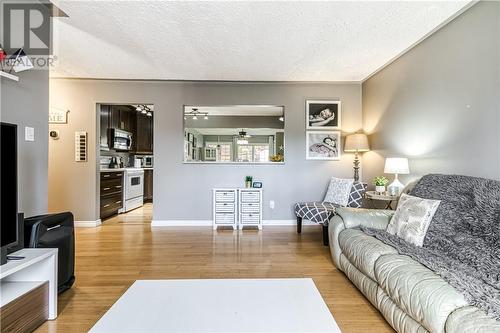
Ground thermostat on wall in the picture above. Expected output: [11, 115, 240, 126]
[75, 131, 87, 162]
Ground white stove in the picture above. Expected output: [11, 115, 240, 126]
[123, 168, 144, 212]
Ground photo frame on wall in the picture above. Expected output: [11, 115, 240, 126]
[306, 100, 341, 129]
[306, 131, 341, 160]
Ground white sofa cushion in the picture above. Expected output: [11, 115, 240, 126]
[445, 306, 500, 333]
[375, 254, 468, 333]
[338, 229, 397, 281]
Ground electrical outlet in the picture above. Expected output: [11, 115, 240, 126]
[269, 200, 275, 209]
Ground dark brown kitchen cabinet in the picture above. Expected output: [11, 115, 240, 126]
[110, 105, 136, 133]
[144, 169, 153, 202]
[100, 171, 123, 220]
[136, 113, 153, 153]
[99, 105, 111, 150]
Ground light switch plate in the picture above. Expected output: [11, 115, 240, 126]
[25, 126, 35, 141]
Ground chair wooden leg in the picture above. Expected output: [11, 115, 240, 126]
[296, 217, 302, 234]
[322, 224, 329, 246]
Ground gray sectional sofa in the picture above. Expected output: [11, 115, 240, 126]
[328, 175, 500, 333]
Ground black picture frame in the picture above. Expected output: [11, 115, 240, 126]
[252, 181, 263, 188]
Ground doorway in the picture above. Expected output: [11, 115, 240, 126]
[97, 103, 154, 223]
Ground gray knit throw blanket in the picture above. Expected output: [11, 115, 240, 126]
[360, 174, 500, 320]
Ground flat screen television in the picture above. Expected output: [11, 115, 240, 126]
[1, 122, 18, 265]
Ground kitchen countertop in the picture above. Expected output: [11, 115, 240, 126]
[100, 167, 153, 172]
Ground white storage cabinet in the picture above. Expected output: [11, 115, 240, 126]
[213, 189, 237, 230]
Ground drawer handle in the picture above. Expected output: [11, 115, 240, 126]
[103, 175, 110, 178]
[103, 204, 111, 208]
[249, 214, 252, 217]
[248, 204, 252, 206]
[223, 203, 227, 206]
[115, 185, 122, 189]
[103, 187, 111, 191]
[116, 201, 122, 204]
[116, 173, 122, 176]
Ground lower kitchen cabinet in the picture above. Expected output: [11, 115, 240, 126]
[100, 171, 123, 220]
[144, 169, 153, 202]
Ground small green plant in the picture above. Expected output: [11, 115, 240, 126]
[245, 176, 253, 182]
[373, 176, 389, 186]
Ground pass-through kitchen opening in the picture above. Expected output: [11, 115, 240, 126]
[98, 104, 154, 223]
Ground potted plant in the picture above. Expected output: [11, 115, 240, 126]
[373, 176, 389, 194]
[245, 176, 253, 188]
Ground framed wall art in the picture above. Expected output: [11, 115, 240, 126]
[306, 100, 341, 129]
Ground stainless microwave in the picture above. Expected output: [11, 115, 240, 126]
[109, 128, 132, 151]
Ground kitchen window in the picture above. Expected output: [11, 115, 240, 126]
[237, 144, 270, 163]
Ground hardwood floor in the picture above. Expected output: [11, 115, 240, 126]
[35, 203, 393, 333]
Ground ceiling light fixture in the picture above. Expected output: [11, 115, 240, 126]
[141, 109, 147, 114]
[236, 129, 251, 145]
[279, 116, 284, 122]
[147, 112, 152, 117]
[184, 107, 208, 121]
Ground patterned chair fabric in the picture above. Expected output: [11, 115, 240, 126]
[294, 202, 339, 225]
[294, 182, 367, 225]
[347, 182, 368, 208]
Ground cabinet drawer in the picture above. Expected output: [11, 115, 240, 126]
[100, 193, 122, 218]
[241, 213, 260, 224]
[241, 202, 259, 213]
[100, 178, 123, 196]
[101, 171, 123, 180]
[215, 202, 235, 213]
[215, 191, 235, 202]
[240, 191, 260, 202]
[215, 213, 235, 224]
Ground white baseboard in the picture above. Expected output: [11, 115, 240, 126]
[151, 220, 212, 227]
[151, 219, 315, 227]
[75, 219, 102, 228]
[262, 219, 316, 226]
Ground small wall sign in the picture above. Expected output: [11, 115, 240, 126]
[49, 107, 70, 124]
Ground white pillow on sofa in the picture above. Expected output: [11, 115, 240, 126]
[386, 193, 441, 247]
[323, 177, 354, 207]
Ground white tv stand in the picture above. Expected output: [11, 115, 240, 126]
[0, 248, 58, 320]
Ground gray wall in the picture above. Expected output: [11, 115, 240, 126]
[49, 80, 362, 221]
[1, 70, 49, 217]
[362, 1, 500, 185]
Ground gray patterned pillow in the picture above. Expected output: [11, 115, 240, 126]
[323, 177, 354, 207]
[386, 193, 441, 247]
[347, 182, 367, 208]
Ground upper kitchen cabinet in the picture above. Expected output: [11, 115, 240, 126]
[100, 104, 111, 150]
[136, 112, 153, 153]
[110, 105, 136, 134]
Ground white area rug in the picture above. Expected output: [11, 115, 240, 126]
[90, 278, 341, 333]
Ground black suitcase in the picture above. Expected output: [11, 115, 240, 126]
[24, 212, 75, 293]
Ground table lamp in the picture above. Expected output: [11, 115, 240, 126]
[344, 133, 370, 181]
[384, 157, 410, 195]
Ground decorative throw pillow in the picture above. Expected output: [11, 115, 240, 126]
[323, 177, 354, 207]
[347, 182, 367, 208]
[386, 193, 441, 247]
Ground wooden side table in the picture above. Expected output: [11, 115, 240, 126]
[365, 191, 399, 210]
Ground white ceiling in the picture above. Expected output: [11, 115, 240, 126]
[51, 1, 472, 81]
[184, 105, 283, 116]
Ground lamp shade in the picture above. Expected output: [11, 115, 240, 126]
[344, 133, 369, 152]
[384, 157, 410, 174]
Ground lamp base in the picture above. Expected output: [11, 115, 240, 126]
[387, 177, 405, 196]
